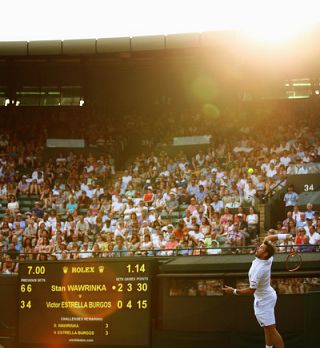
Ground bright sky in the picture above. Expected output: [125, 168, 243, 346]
[0, 0, 319, 42]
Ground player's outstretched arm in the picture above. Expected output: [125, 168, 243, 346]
[222, 285, 255, 295]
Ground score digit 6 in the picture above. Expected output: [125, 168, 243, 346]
[21, 284, 32, 293]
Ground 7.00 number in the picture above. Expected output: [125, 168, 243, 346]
[27, 266, 45, 275]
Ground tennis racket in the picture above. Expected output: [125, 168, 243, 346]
[285, 245, 302, 272]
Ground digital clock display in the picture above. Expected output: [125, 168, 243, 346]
[18, 260, 152, 346]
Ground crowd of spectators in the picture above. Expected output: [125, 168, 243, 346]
[266, 200, 320, 253]
[0, 102, 320, 273]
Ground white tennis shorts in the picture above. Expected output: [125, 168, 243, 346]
[254, 292, 277, 327]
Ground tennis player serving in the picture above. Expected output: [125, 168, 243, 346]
[223, 234, 292, 348]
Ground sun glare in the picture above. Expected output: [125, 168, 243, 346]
[0, 0, 318, 41]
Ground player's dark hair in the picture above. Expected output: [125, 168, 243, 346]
[263, 241, 275, 259]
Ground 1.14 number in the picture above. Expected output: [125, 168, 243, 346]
[126, 264, 146, 273]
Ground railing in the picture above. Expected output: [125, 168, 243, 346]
[1, 243, 318, 265]
[258, 177, 287, 204]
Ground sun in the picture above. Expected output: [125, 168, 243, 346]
[238, 1, 318, 43]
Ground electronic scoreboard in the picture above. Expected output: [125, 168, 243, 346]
[18, 260, 152, 346]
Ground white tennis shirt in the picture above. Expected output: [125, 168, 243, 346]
[249, 256, 275, 300]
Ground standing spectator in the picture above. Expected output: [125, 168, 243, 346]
[292, 205, 301, 223]
[283, 185, 299, 214]
[246, 206, 259, 240]
[243, 179, 257, 206]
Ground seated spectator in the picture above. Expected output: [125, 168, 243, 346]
[282, 211, 293, 228]
[234, 206, 246, 223]
[178, 232, 193, 256]
[17, 175, 29, 195]
[0, 182, 7, 200]
[305, 203, 315, 221]
[295, 227, 306, 245]
[195, 184, 206, 203]
[172, 220, 185, 241]
[7, 195, 19, 215]
[79, 242, 92, 259]
[21, 237, 34, 259]
[77, 190, 91, 208]
[165, 191, 179, 214]
[308, 225, 320, 245]
[304, 217, 315, 236]
[1, 255, 16, 274]
[296, 212, 307, 229]
[6, 183, 17, 200]
[12, 222, 24, 241]
[202, 195, 212, 216]
[165, 235, 179, 255]
[143, 186, 154, 206]
[75, 215, 90, 237]
[287, 220, 297, 237]
[187, 196, 198, 215]
[111, 195, 125, 216]
[225, 222, 244, 248]
[199, 216, 211, 237]
[220, 207, 233, 224]
[88, 197, 100, 216]
[35, 236, 52, 260]
[204, 231, 222, 255]
[298, 235, 317, 252]
[139, 234, 153, 256]
[28, 179, 41, 195]
[237, 214, 250, 245]
[66, 197, 78, 215]
[221, 188, 233, 207]
[189, 224, 204, 244]
[211, 194, 223, 214]
[186, 178, 199, 197]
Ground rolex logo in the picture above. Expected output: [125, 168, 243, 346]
[98, 265, 104, 274]
[63, 266, 68, 274]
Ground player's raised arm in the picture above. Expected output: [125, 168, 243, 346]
[264, 233, 292, 243]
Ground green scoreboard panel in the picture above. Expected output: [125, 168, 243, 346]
[287, 174, 319, 194]
[18, 260, 152, 346]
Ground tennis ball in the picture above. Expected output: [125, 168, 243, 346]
[247, 168, 254, 174]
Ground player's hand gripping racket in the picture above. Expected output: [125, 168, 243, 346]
[285, 245, 302, 272]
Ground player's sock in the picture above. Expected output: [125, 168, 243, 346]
[266, 345, 273, 348]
